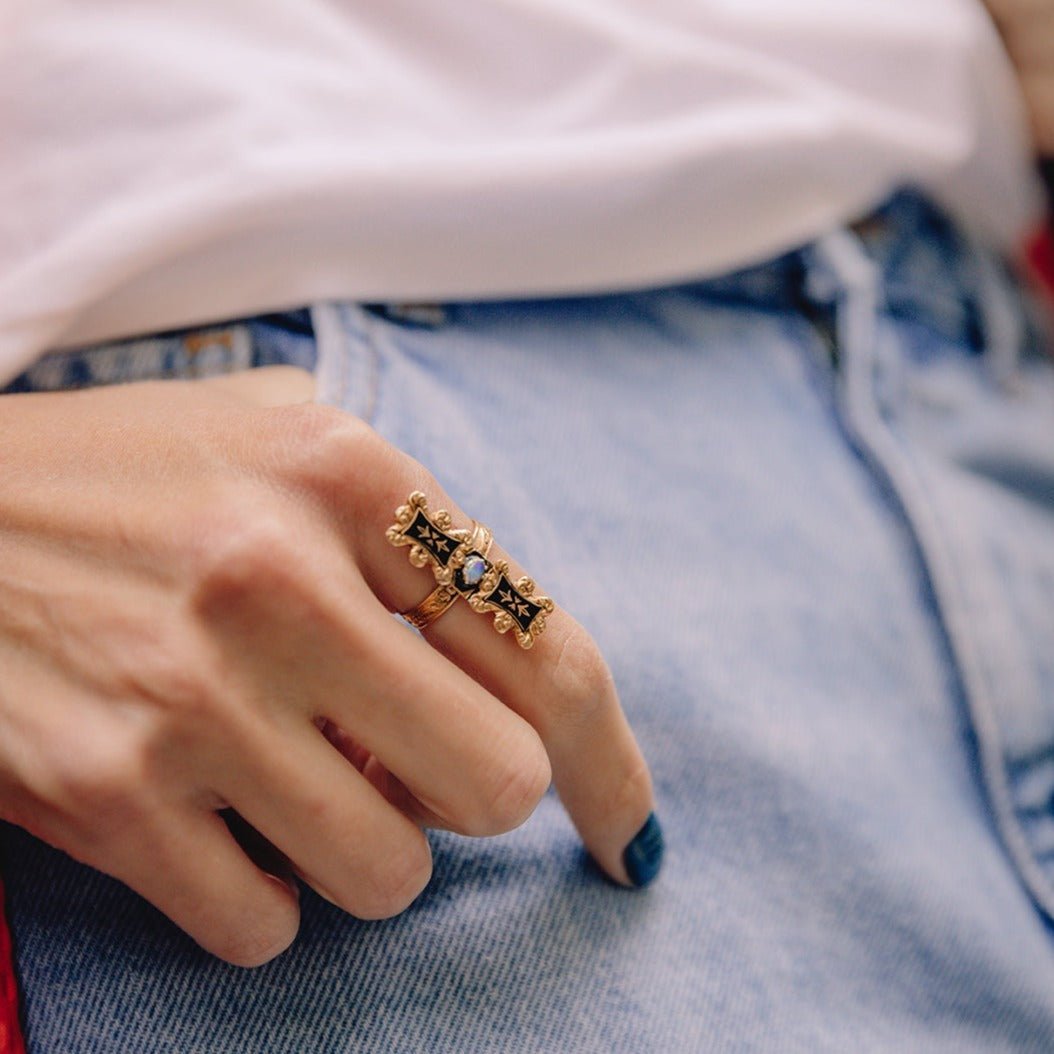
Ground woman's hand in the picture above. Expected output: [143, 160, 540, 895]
[0, 369, 656, 966]
[986, 0, 1054, 153]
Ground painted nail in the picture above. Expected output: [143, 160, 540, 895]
[622, 812, 664, 888]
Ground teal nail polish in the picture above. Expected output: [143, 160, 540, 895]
[622, 812, 664, 887]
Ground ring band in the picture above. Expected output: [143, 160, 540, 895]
[398, 520, 492, 630]
[387, 492, 554, 648]
[399, 584, 459, 630]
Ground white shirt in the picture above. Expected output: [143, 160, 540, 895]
[0, 0, 1040, 384]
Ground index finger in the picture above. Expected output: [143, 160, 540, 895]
[352, 462, 663, 888]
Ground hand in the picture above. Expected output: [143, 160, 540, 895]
[0, 368, 656, 966]
[986, 0, 1054, 153]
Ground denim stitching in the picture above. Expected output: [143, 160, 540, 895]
[311, 303, 382, 425]
[809, 228, 1054, 924]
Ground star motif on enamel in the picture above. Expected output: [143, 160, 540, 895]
[386, 492, 461, 570]
[470, 564, 555, 648]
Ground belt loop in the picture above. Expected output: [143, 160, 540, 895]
[309, 302, 380, 423]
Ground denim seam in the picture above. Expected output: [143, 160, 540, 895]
[350, 306, 383, 427]
[809, 228, 1054, 926]
[309, 302, 380, 423]
[335, 304, 382, 426]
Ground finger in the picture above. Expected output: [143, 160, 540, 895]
[220, 718, 435, 920]
[319, 720, 452, 830]
[103, 805, 300, 967]
[418, 583, 659, 888]
[346, 467, 661, 888]
[188, 490, 551, 840]
[309, 583, 553, 836]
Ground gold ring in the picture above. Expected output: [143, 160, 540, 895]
[399, 584, 459, 630]
[398, 520, 492, 630]
[387, 492, 554, 649]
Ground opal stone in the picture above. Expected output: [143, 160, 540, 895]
[462, 554, 487, 586]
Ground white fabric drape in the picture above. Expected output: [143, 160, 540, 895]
[0, 0, 1040, 383]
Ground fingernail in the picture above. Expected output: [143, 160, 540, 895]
[622, 812, 664, 888]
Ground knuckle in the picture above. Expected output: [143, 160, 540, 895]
[268, 401, 358, 455]
[354, 834, 433, 920]
[467, 735, 552, 836]
[274, 405, 433, 525]
[47, 731, 149, 832]
[546, 623, 614, 728]
[272, 405, 390, 502]
[257, 405, 447, 569]
[188, 503, 300, 614]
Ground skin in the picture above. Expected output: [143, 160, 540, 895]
[986, 0, 1054, 153]
[0, 366, 654, 967]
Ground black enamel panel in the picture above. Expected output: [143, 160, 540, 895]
[484, 574, 542, 633]
[406, 510, 458, 567]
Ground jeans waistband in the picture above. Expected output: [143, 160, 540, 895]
[2, 190, 1043, 397]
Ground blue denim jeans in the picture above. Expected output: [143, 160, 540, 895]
[3, 193, 1054, 1051]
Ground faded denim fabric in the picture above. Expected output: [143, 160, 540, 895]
[1, 310, 317, 394]
[3, 193, 1054, 1051]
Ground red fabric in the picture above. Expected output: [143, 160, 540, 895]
[1024, 224, 1054, 307]
[0, 879, 25, 1054]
